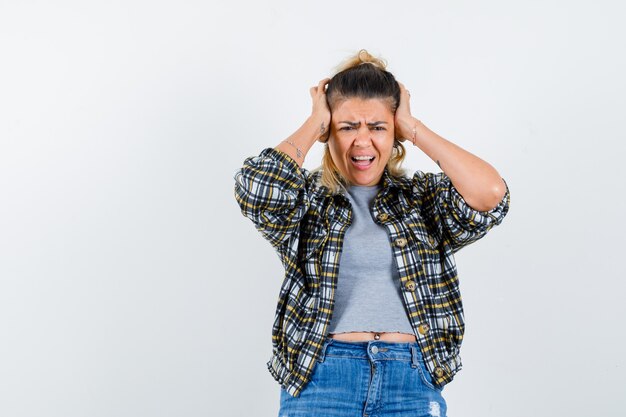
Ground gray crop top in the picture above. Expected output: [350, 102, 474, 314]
[326, 184, 415, 336]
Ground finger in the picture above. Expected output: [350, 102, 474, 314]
[311, 79, 329, 98]
[318, 78, 331, 93]
[398, 82, 408, 96]
[399, 83, 411, 97]
[399, 84, 411, 107]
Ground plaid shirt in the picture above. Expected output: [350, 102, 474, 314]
[234, 147, 510, 397]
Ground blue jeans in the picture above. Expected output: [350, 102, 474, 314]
[279, 338, 447, 417]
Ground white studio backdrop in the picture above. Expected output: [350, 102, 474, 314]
[1, 1, 625, 416]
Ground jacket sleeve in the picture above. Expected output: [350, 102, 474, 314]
[233, 147, 310, 251]
[412, 171, 511, 253]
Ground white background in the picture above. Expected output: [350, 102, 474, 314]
[1, 1, 625, 416]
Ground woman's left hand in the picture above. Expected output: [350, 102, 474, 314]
[394, 82, 419, 144]
[394, 83, 507, 211]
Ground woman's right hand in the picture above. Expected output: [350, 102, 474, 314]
[274, 78, 332, 166]
[310, 78, 331, 143]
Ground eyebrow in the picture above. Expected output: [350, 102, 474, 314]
[337, 121, 388, 127]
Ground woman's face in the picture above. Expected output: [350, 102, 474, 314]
[328, 97, 395, 186]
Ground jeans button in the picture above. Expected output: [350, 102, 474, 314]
[371, 346, 379, 354]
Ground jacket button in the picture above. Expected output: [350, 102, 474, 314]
[434, 367, 445, 378]
[394, 238, 407, 248]
[405, 280, 416, 291]
[377, 213, 389, 222]
[418, 323, 430, 335]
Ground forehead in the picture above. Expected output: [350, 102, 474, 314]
[332, 98, 394, 121]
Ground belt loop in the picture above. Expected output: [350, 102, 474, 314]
[410, 345, 419, 368]
[318, 337, 335, 363]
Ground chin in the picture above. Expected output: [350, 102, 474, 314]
[350, 173, 382, 186]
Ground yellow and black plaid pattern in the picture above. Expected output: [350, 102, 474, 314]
[234, 147, 510, 397]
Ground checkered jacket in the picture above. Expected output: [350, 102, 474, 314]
[234, 147, 510, 397]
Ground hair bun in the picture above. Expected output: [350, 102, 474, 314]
[335, 49, 387, 73]
[357, 49, 387, 69]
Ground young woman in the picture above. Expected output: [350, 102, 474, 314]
[234, 50, 510, 417]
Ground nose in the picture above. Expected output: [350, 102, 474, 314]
[353, 126, 371, 147]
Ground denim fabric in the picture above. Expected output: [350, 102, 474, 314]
[279, 338, 447, 417]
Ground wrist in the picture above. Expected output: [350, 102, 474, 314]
[398, 117, 422, 145]
[307, 113, 330, 141]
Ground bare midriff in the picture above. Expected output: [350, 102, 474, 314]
[329, 331, 417, 342]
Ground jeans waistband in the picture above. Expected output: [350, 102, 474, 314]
[318, 337, 423, 369]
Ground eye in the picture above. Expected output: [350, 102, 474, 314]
[339, 126, 354, 131]
[371, 126, 386, 131]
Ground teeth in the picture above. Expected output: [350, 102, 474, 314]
[352, 156, 374, 161]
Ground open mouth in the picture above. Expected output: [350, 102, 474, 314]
[351, 155, 375, 169]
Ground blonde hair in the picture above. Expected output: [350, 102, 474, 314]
[313, 49, 407, 194]
[335, 49, 388, 72]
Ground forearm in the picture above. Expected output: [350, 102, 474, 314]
[403, 118, 507, 211]
[275, 116, 328, 169]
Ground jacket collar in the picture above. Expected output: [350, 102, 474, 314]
[380, 167, 405, 192]
[311, 167, 405, 198]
